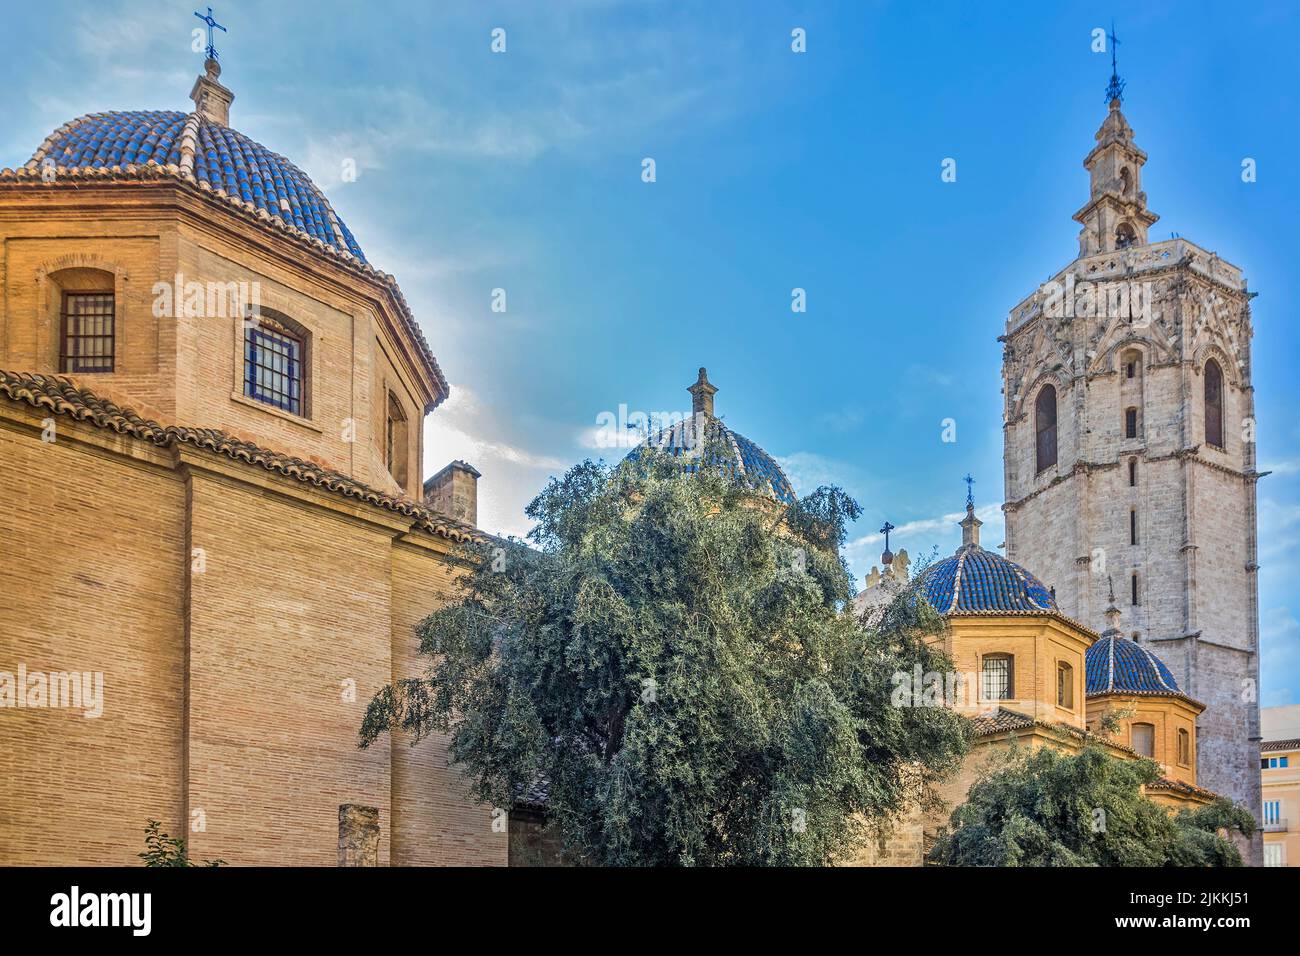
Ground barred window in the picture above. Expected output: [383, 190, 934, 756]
[1177, 728, 1190, 766]
[244, 319, 304, 416]
[61, 292, 115, 372]
[981, 654, 1014, 701]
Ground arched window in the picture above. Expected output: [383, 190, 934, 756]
[1120, 167, 1132, 196]
[1130, 508, 1138, 546]
[1131, 722, 1155, 758]
[1204, 359, 1224, 449]
[1125, 406, 1139, 439]
[1116, 221, 1137, 249]
[1129, 458, 1137, 486]
[1035, 385, 1058, 473]
[244, 314, 307, 416]
[1056, 661, 1074, 709]
[1131, 572, 1140, 606]
[981, 654, 1014, 701]
[1177, 728, 1191, 766]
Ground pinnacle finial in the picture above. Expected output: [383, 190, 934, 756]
[959, 478, 982, 549]
[1103, 575, 1123, 634]
[190, 7, 234, 124]
[879, 520, 895, 567]
[687, 367, 717, 417]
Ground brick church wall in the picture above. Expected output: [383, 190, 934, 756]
[0, 416, 187, 865]
[0, 401, 505, 866]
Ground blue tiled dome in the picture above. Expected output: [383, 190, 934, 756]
[626, 415, 798, 506]
[1086, 634, 1182, 696]
[34, 110, 365, 261]
[918, 546, 1058, 615]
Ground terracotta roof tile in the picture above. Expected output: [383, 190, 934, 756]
[0, 370, 478, 542]
[1262, 738, 1300, 753]
[1145, 777, 1220, 801]
[969, 706, 1140, 758]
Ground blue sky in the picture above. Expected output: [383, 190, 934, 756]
[4, 1, 1298, 704]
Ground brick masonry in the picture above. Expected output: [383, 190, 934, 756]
[0, 154, 500, 865]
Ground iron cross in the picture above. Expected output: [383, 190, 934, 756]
[879, 521, 895, 552]
[1105, 20, 1126, 103]
[194, 6, 227, 61]
[963, 473, 975, 508]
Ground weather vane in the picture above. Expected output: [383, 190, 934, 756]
[194, 6, 227, 62]
[1105, 20, 1126, 104]
[963, 474, 975, 509]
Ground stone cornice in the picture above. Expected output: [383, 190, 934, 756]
[1003, 451, 1255, 511]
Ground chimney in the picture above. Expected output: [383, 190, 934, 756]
[423, 460, 481, 527]
[189, 58, 235, 126]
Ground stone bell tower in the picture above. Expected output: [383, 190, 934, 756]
[999, 50, 1263, 855]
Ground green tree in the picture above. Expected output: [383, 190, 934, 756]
[361, 443, 971, 865]
[138, 819, 224, 867]
[928, 743, 1256, 866]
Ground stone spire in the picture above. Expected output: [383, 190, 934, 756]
[1102, 576, 1123, 636]
[687, 367, 717, 417]
[959, 475, 981, 549]
[1072, 35, 1158, 257]
[190, 57, 235, 126]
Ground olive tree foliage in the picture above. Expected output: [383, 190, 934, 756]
[928, 740, 1257, 867]
[361, 442, 971, 865]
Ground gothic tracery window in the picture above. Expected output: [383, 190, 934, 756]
[1204, 358, 1224, 449]
[1035, 385, 1058, 473]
